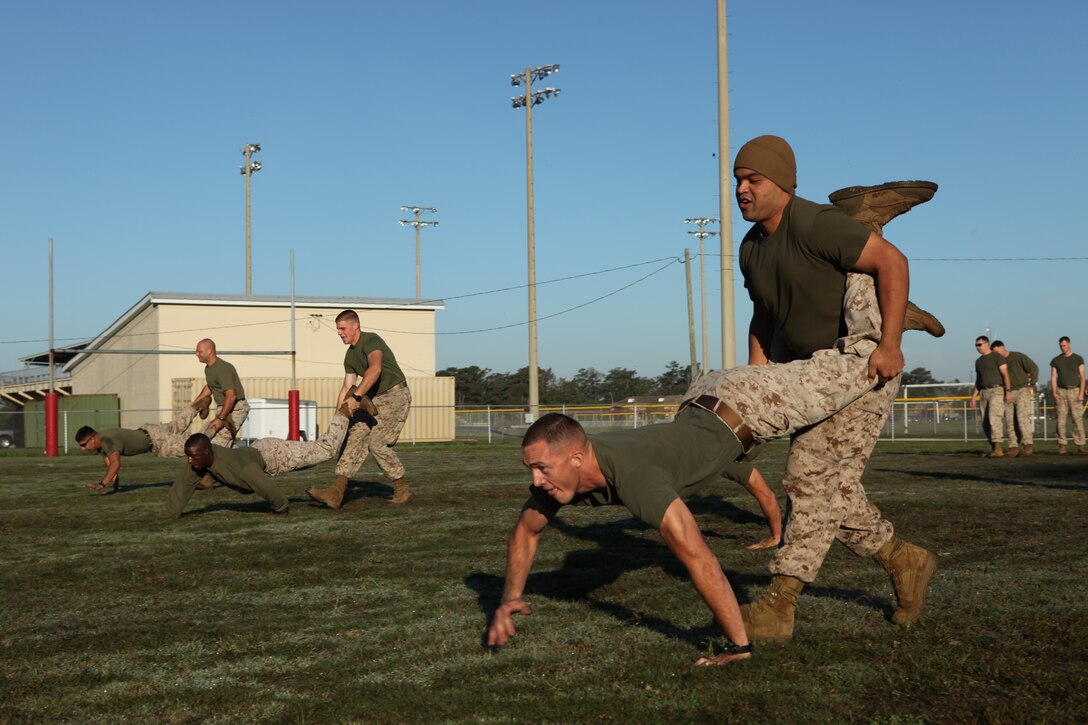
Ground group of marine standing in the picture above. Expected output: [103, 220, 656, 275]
[76, 134, 957, 667]
[971, 335, 1087, 458]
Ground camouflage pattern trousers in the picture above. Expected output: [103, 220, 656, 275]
[773, 272, 896, 582]
[1004, 387, 1034, 447]
[683, 342, 880, 444]
[143, 405, 199, 458]
[1054, 387, 1086, 446]
[209, 399, 250, 448]
[979, 388, 1006, 445]
[252, 412, 350, 476]
[335, 382, 411, 481]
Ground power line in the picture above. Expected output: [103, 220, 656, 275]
[0, 255, 684, 347]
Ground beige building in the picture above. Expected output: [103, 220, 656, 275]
[60, 292, 453, 441]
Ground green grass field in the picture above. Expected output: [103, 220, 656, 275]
[1, 440, 1085, 723]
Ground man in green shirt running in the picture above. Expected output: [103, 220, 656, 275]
[194, 338, 248, 447]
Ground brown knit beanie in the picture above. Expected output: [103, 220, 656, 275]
[734, 135, 796, 193]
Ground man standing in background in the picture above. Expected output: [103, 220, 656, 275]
[1050, 336, 1086, 454]
[970, 336, 1011, 458]
[991, 341, 1037, 457]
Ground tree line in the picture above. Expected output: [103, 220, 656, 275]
[438, 364, 967, 406]
[437, 362, 693, 406]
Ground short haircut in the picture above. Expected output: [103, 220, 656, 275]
[75, 426, 96, 444]
[184, 433, 211, 451]
[335, 309, 360, 325]
[1060, 336, 1071, 344]
[197, 338, 216, 352]
[991, 340, 1005, 349]
[976, 336, 989, 344]
[522, 413, 587, 450]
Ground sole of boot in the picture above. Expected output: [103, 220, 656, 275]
[892, 550, 939, 626]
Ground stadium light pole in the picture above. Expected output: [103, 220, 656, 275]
[511, 63, 560, 421]
[399, 205, 439, 299]
[685, 217, 719, 373]
[240, 142, 262, 295]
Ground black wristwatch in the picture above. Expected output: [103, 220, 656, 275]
[351, 394, 362, 402]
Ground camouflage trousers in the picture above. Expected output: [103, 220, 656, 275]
[209, 399, 250, 448]
[252, 412, 350, 476]
[336, 382, 411, 481]
[773, 272, 896, 582]
[1054, 387, 1086, 446]
[1004, 388, 1034, 447]
[683, 343, 880, 444]
[979, 388, 1006, 445]
[142, 405, 199, 458]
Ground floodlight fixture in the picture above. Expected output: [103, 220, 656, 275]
[399, 204, 439, 298]
[240, 141, 262, 294]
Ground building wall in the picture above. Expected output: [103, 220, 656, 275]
[71, 305, 162, 428]
[69, 297, 445, 436]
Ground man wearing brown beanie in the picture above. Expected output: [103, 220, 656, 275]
[732, 134, 938, 643]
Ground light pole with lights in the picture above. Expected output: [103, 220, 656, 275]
[399, 205, 439, 299]
[685, 217, 719, 373]
[511, 63, 560, 421]
[240, 142, 262, 295]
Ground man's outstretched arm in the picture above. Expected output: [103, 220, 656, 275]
[657, 498, 751, 665]
[852, 233, 908, 382]
[487, 500, 552, 647]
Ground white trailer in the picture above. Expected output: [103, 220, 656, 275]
[239, 398, 318, 442]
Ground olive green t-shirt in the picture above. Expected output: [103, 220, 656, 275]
[343, 331, 406, 397]
[975, 352, 1006, 389]
[1005, 351, 1038, 389]
[98, 428, 152, 457]
[527, 407, 749, 529]
[740, 196, 871, 359]
[1050, 353, 1086, 388]
[165, 446, 269, 517]
[204, 358, 245, 405]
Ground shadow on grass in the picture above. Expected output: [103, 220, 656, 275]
[876, 464, 1088, 492]
[465, 501, 890, 651]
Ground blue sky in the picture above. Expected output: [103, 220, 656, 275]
[2, 0, 1085, 384]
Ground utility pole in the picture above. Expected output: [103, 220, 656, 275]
[399, 205, 439, 299]
[240, 142, 262, 295]
[684, 249, 698, 380]
[716, 0, 736, 368]
[685, 217, 719, 373]
[511, 63, 560, 421]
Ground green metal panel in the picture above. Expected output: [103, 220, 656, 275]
[24, 395, 120, 450]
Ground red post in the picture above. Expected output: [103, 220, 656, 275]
[45, 392, 59, 457]
[287, 390, 300, 441]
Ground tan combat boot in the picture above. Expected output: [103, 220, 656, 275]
[390, 478, 413, 504]
[1022, 444, 1033, 457]
[1058, 444, 1068, 454]
[903, 302, 946, 338]
[1006, 446, 1020, 458]
[874, 538, 939, 626]
[739, 575, 804, 644]
[307, 475, 349, 510]
[347, 385, 379, 417]
[984, 444, 1004, 458]
[192, 395, 212, 420]
[1078, 445, 1088, 455]
[828, 180, 939, 235]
